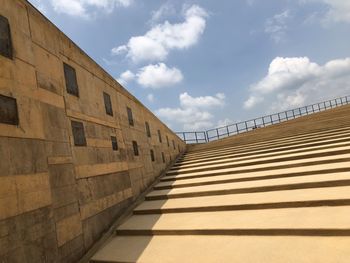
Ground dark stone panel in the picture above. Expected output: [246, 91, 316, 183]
[0, 137, 10, 176]
[0, 95, 18, 125]
[53, 202, 79, 222]
[82, 199, 131, 250]
[58, 235, 85, 263]
[77, 171, 131, 205]
[36, 71, 62, 96]
[51, 185, 78, 209]
[47, 141, 72, 157]
[48, 163, 76, 188]
[0, 207, 58, 263]
[0, 15, 13, 59]
[7, 138, 48, 176]
[41, 103, 69, 142]
[63, 63, 79, 97]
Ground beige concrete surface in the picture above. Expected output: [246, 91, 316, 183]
[119, 206, 350, 231]
[169, 144, 350, 174]
[165, 153, 350, 180]
[171, 137, 350, 169]
[147, 172, 350, 199]
[158, 162, 350, 188]
[91, 235, 350, 263]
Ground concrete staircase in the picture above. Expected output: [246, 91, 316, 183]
[91, 105, 350, 263]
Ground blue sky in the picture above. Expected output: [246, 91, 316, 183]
[28, 0, 350, 131]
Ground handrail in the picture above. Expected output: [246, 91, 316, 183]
[176, 95, 350, 144]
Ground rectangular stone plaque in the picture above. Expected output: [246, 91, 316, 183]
[0, 94, 19, 125]
[150, 149, 155, 162]
[145, 121, 151, 137]
[71, 121, 86, 146]
[103, 92, 113, 116]
[158, 130, 162, 143]
[132, 141, 139, 156]
[64, 63, 79, 97]
[0, 15, 13, 59]
[127, 107, 134, 126]
[111, 136, 118, 151]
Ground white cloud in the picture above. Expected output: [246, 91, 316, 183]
[147, 94, 155, 103]
[118, 70, 135, 85]
[217, 118, 234, 127]
[180, 92, 225, 109]
[50, 0, 133, 18]
[113, 5, 208, 62]
[301, 0, 350, 24]
[156, 92, 225, 130]
[265, 10, 292, 43]
[244, 56, 350, 112]
[137, 63, 183, 89]
[150, 3, 176, 23]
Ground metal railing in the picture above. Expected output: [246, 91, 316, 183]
[176, 95, 350, 144]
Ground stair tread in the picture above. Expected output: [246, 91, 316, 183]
[119, 206, 350, 231]
[91, 235, 350, 263]
[169, 144, 350, 174]
[135, 186, 350, 212]
[165, 153, 350, 180]
[158, 162, 350, 187]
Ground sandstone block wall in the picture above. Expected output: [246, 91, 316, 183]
[0, 0, 186, 262]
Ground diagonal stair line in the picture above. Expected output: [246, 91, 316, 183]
[179, 127, 350, 162]
[181, 124, 350, 158]
[163, 157, 350, 181]
[169, 143, 350, 174]
[172, 136, 350, 169]
[166, 148, 350, 176]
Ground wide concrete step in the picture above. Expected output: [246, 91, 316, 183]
[168, 143, 350, 175]
[164, 154, 350, 181]
[118, 207, 350, 235]
[172, 136, 350, 170]
[147, 172, 350, 200]
[157, 164, 350, 189]
[181, 126, 350, 160]
[135, 186, 350, 214]
[91, 235, 350, 263]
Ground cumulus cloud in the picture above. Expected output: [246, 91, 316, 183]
[156, 92, 225, 130]
[117, 63, 183, 88]
[150, 3, 176, 23]
[137, 63, 183, 89]
[147, 94, 155, 103]
[244, 56, 350, 112]
[50, 0, 133, 18]
[265, 10, 292, 43]
[301, 0, 350, 24]
[118, 70, 135, 85]
[112, 5, 208, 62]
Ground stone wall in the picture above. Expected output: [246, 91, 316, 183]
[0, 0, 186, 262]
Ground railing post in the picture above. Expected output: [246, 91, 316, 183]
[236, 123, 239, 134]
[183, 133, 186, 143]
[262, 117, 265, 127]
[277, 113, 281, 123]
[245, 121, 248, 132]
[216, 128, 219, 140]
[226, 126, 230, 136]
[195, 132, 198, 144]
[206, 131, 209, 142]
[270, 115, 273, 124]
